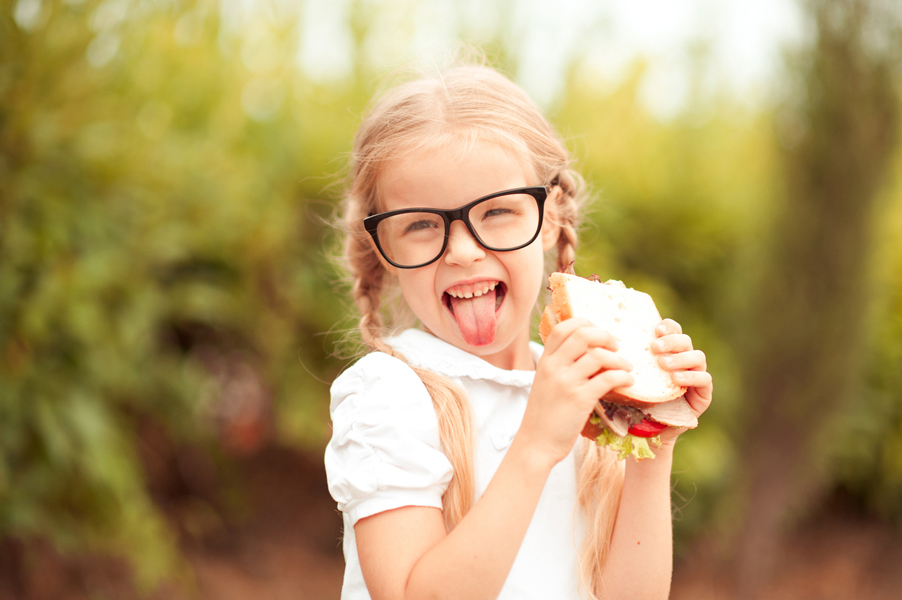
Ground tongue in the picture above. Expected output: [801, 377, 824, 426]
[450, 289, 497, 346]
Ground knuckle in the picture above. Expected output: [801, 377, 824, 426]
[593, 349, 615, 368]
[555, 317, 579, 336]
[546, 327, 565, 347]
[571, 326, 590, 344]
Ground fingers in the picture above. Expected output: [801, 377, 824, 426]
[655, 334, 712, 411]
[546, 317, 707, 409]
[545, 318, 620, 363]
[655, 318, 682, 337]
[541, 318, 634, 402]
[673, 370, 712, 396]
[683, 374, 714, 418]
[543, 317, 594, 354]
[586, 369, 635, 398]
[652, 333, 693, 354]
[651, 319, 714, 424]
[658, 349, 706, 371]
[573, 347, 632, 380]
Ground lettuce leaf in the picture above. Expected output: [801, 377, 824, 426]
[589, 418, 662, 461]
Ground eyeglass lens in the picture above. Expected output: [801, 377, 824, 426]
[375, 191, 541, 267]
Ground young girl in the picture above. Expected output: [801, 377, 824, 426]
[325, 62, 713, 600]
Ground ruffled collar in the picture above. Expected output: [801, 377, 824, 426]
[386, 329, 542, 388]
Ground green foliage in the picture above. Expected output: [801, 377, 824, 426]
[829, 154, 902, 524]
[728, 7, 902, 586]
[1, 0, 362, 585]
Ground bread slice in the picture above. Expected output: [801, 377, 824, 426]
[539, 272, 687, 408]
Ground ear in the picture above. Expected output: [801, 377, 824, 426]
[540, 186, 563, 252]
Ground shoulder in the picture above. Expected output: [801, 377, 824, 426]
[326, 351, 453, 523]
[329, 351, 440, 454]
[330, 351, 429, 414]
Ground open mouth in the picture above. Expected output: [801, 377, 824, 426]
[443, 281, 505, 312]
[443, 281, 506, 346]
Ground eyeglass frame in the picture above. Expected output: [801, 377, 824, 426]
[363, 185, 550, 269]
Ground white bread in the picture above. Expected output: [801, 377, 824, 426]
[539, 272, 687, 409]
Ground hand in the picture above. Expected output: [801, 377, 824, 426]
[650, 318, 713, 443]
[521, 318, 635, 467]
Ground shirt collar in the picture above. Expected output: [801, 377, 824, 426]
[386, 329, 543, 388]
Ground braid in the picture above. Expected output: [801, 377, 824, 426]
[547, 169, 626, 597]
[551, 169, 583, 272]
[557, 223, 579, 272]
[348, 223, 476, 531]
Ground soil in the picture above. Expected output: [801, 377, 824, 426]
[180, 446, 345, 600]
[2, 445, 901, 599]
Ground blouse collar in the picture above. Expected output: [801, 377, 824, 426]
[387, 329, 542, 388]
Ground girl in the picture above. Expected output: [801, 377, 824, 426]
[325, 62, 713, 600]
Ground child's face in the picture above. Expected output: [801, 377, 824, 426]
[376, 140, 559, 370]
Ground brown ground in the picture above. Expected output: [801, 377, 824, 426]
[2, 445, 901, 599]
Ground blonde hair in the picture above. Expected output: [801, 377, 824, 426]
[338, 61, 624, 598]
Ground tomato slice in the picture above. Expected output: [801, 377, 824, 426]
[628, 419, 669, 438]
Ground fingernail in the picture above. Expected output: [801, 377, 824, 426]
[654, 340, 666, 351]
[662, 357, 673, 367]
[657, 324, 667, 334]
[673, 371, 684, 381]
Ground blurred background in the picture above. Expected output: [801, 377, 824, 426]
[2, 0, 902, 598]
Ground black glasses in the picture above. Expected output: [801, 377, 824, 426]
[364, 186, 549, 269]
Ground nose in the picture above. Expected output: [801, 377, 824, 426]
[443, 220, 486, 266]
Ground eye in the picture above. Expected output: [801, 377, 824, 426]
[483, 207, 515, 219]
[404, 219, 439, 233]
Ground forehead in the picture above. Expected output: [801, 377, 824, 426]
[377, 140, 535, 212]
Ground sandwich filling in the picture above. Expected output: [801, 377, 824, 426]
[588, 396, 697, 460]
[444, 281, 505, 346]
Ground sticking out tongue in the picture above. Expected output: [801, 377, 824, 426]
[449, 288, 497, 346]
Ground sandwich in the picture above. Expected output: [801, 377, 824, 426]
[539, 272, 698, 460]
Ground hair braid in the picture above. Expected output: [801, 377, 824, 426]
[550, 169, 583, 271]
[347, 227, 476, 531]
[557, 222, 579, 272]
[548, 170, 626, 597]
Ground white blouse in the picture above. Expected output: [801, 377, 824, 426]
[325, 329, 585, 599]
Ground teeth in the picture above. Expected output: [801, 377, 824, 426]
[448, 281, 498, 299]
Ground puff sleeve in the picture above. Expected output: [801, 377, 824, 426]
[324, 352, 454, 525]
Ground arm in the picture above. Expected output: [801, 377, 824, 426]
[355, 318, 635, 600]
[599, 318, 713, 599]
[599, 445, 675, 599]
[356, 435, 555, 600]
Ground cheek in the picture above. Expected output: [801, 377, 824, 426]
[509, 245, 547, 302]
[396, 270, 440, 314]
